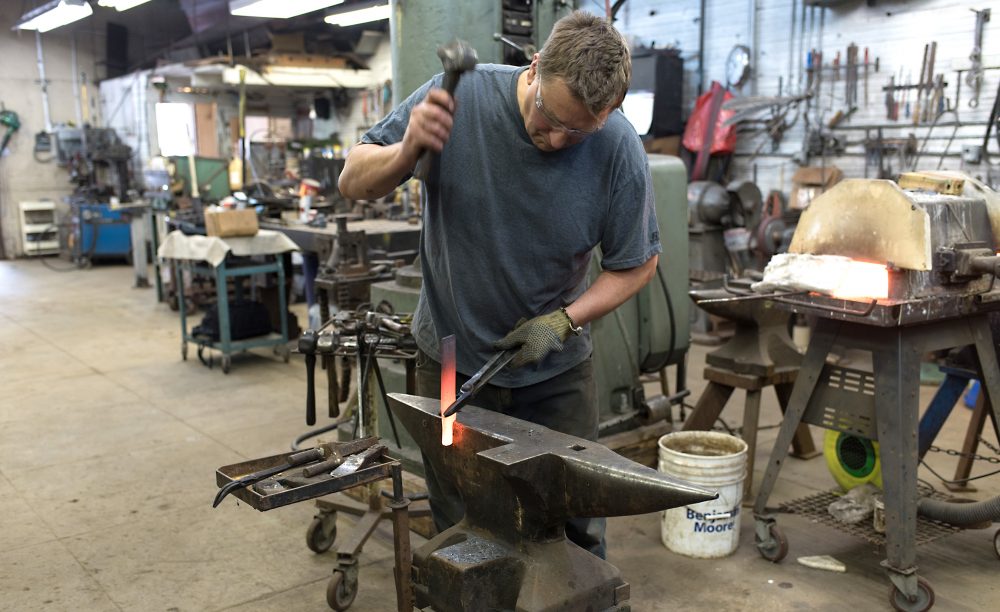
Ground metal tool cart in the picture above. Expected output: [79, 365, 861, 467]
[216, 306, 433, 610]
[296, 308, 434, 610]
[214, 445, 417, 612]
[158, 229, 298, 373]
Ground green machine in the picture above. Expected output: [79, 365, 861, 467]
[368, 155, 689, 466]
[169, 156, 230, 201]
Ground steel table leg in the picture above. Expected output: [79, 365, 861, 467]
[873, 330, 921, 603]
[918, 373, 969, 459]
[681, 381, 735, 431]
[971, 316, 1000, 447]
[215, 261, 232, 373]
[389, 465, 414, 612]
[753, 319, 839, 517]
[774, 382, 821, 459]
[741, 389, 762, 503]
[950, 392, 989, 491]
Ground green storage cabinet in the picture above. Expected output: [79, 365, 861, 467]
[169, 156, 230, 201]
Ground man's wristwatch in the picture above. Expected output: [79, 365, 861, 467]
[561, 307, 584, 336]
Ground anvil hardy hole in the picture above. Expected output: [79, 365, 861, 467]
[569, 444, 586, 451]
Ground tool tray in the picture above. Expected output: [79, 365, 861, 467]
[216, 450, 397, 511]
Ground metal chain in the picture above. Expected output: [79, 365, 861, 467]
[979, 436, 1000, 456]
[926, 444, 1000, 464]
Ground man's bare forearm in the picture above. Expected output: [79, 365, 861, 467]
[338, 142, 418, 200]
[564, 255, 659, 326]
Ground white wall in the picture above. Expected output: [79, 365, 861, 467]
[617, 0, 1000, 196]
[0, 6, 101, 258]
[339, 33, 395, 148]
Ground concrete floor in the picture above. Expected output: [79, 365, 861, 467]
[2, 259, 999, 612]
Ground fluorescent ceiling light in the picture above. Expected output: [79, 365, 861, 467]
[15, 0, 92, 32]
[325, 3, 389, 27]
[223, 65, 375, 89]
[229, 0, 344, 19]
[97, 0, 154, 10]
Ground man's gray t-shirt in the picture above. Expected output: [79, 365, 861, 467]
[361, 64, 660, 387]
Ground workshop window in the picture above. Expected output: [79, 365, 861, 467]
[155, 102, 196, 157]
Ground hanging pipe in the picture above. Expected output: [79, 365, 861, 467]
[918, 494, 1000, 526]
[35, 31, 52, 133]
[71, 33, 83, 127]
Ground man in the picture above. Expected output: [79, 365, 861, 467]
[339, 11, 659, 559]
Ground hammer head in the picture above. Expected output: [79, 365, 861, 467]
[437, 39, 478, 74]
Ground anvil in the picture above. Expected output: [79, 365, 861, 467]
[690, 285, 802, 377]
[387, 393, 716, 612]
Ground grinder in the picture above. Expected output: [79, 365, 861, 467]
[412, 39, 478, 181]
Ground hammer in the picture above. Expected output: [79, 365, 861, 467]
[412, 39, 478, 181]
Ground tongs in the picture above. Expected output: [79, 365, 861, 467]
[442, 349, 516, 417]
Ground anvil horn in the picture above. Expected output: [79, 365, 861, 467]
[387, 394, 716, 535]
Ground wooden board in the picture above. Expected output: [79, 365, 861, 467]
[194, 103, 219, 158]
[265, 53, 351, 69]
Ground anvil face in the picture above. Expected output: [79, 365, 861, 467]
[690, 287, 803, 376]
[387, 393, 716, 542]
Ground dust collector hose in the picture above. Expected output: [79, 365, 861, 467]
[918, 494, 1000, 526]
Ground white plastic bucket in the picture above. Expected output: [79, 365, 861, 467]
[658, 431, 748, 558]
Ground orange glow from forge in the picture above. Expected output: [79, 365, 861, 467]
[440, 336, 456, 446]
[829, 260, 889, 300]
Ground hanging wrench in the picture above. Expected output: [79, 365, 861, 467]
[968, 8, 991, 109]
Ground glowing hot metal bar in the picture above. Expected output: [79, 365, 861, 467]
[829, 259, 889, 300]
[440, 335, 456, 446]
[754, 253, 889, 300]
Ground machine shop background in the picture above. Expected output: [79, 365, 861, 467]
[618, 0, 1000, 195]
[2, 1, 1000, 611]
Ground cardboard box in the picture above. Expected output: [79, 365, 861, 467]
[898, 171, 964, 195]
[204, 208, 259, 238]
[790, 165, 843, 210]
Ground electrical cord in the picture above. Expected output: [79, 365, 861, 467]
[918, 478, 938, 494]
[654, 262, 677, 372]
[27, 221, 89, 272]
[920, 458, 1000, 485]
[32, 150, 54, 164]
[714, 416, 736, 437]
[290, 415, 352, 452]
[73, 207, 102, 268]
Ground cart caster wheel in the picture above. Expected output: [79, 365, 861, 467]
[889, 577, 934, 612]
[993, 529, 1000, 561]
[306, 513, 337, 553]
[327, 569, 357, 611]
[221, 356, 231, 374]
[282, 346, 291, 363]
[181, 342, 188, 361]
[755, 523, 788, 562]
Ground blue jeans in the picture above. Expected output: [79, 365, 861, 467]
[415, 349, 607, 559]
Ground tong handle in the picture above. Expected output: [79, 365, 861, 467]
[460, 349, 515, 394]
[444, 350, 515, 417]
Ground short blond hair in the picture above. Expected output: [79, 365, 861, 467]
[537, 10, 631, 115]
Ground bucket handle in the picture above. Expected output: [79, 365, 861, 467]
[701, 511, 733, 521]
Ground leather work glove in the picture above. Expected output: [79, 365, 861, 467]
[494, 309, 576, 368]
